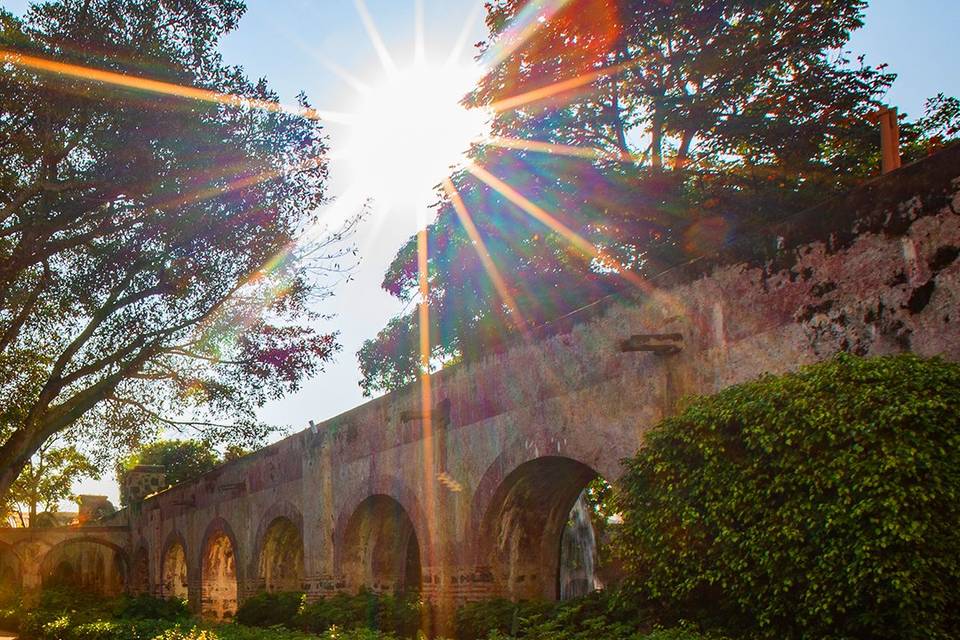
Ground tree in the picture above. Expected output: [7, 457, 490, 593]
[615, 354, 960, 639]
[7, 438, 98, 527]
[115, 438, 219, 504]
[0, 0, 354, 500]
[358, 0, 897, 395]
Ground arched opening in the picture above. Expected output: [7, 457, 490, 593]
[477, 456, 611, 600]
[259, 516, 304, 593]
[131, 547, 150, 595]
[0, 543, 21, 597]
[161, 541, 189, 600]
[202, 527, 238, 620]
[40, 540, 126, 596]
[341, 494, 421, 594]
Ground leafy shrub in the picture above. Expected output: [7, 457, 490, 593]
[112, 594, 191, 621]
[14, 589, 189, 639]
[67, 618, 184, 640]
[293, 590, 421, 637]
[455, 599, 552, 640]
[616, 354, 960, 639]
[235, 592, 304, 628]
[0, 591, 21, 630]
[457, 590, 664, 640]
[154, 624, 395, 640]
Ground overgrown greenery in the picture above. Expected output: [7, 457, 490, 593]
[0, 0, 355, 501]
[615, 353, 960, 639]
[5, 436, 97, 525]
[2, 588, 717, 640]
[235, 590, 421, 637]
[357, 0, 960, 396]
[456, 591, 650, 640]
[234, 591, 305, 629]
[293, 591, 421, 637]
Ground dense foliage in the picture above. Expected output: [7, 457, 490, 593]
[1, 588, 719, 640]
[5, 436, 97, 525]
[615, 354, 960, 640]
[0, 0, 353, 499]
[357, 0, 960, 396]
[235, 590, 421, 638]
[234, 591, 305, 629]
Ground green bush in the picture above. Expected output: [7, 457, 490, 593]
[235, 592, 304, 628]
[455, 599, 552, 640]
[154, 625, 395, 640]
[616, 354, 960, 639]
[456, 590, 666, 640]
[0, 590, 21, 630]
[111, 594, 191, 621]
[293, 590, 421, 637]
[14, 589, 189, 640]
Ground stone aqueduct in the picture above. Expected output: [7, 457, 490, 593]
[2, 148, 959, 626]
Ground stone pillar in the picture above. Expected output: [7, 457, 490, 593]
[121, 465, 166, 505]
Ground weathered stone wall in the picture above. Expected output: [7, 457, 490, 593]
[2, 145, 958, 631]
[0, 527, 130, 594]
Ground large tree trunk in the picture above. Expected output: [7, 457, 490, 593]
[0, 421, 50, 507]
[674, 129, 695, 169]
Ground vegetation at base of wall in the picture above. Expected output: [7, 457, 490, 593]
[293, 591, 422, 637]
[4, 587, 719, 640]
[235, 591, 306, 628]
[453, 589, 712, 640]
[616, 353, 960, 640]
[9, 588, 191, 639]
[154, 627, 397, 640]
[236, 590, 422, 637]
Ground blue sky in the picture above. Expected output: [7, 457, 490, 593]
[3, 0, 959, 504]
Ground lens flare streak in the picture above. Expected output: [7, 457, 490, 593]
[0, 49, 353, 124]
[415, 226, 439, 590]
[443, 178, 528, 333]
[480, 0, 576, 70]
[485, 136, 636, 163]
[487, 62, 630, 114]
[465, 161, 678, 300]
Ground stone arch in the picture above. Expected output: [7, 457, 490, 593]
[0, 542, 22, 595]
[473, 454, 603, 600]
[336, 493, 423, 594]
[39, 537, 128, 596]
[200, 518, 239, 620]
[130, 545, 150, 595]
[252, 502, 304, 593]
[161, 531, 189, 600]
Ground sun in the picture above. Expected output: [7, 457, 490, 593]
[343, 61, 490, 207]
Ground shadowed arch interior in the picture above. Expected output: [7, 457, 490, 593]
[341, 494, 421, 594]
[162, 540, 189, 600]
[202, 527, 238, 620]
[40, 540, 127, 596]
[0, 543, 21, 594]
[477, 456, 600, 600]
[259, 516, 304, 592]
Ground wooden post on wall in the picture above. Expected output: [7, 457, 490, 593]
[869, 106, 902, 174]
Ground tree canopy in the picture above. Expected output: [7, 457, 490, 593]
[6, 437, 97, 527]
[358, 0, 957, 396]
[0, 0, 352, 499]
